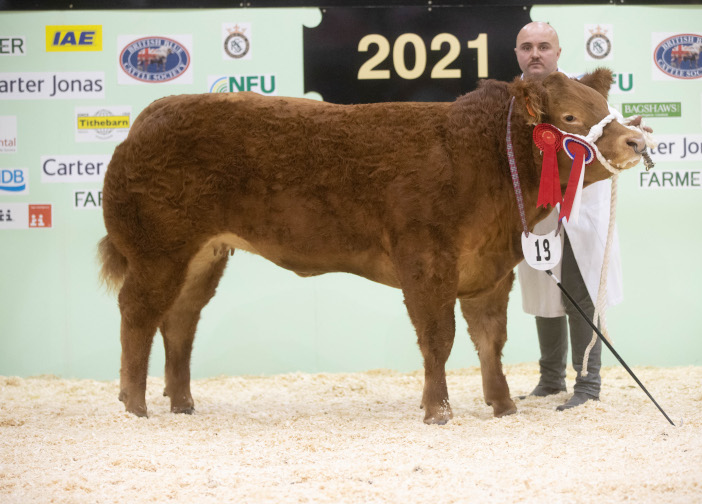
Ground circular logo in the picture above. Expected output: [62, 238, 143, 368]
[586, 34, 611, 60]
[654, 34, 702, 80]
[119, 37, 190, 83]
[224, 32, 250, 59]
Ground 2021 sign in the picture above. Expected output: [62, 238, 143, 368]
[357, 32, 488, 81]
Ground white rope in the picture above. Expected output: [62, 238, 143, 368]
[579, 114, 654, 376]
[580, 173, 617, 376]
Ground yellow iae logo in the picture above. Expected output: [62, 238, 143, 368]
[46, 25, 102, 52]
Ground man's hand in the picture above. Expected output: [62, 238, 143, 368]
[626, 115, 653, 133]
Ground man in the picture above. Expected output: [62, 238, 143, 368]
[514, 22, 624, 410]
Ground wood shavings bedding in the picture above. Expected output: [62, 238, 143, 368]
[1, 364, 700, 503]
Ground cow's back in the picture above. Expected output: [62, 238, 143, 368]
[102, 92, 453, 280]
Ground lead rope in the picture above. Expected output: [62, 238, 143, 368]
[580, 174, 617, 376]
[580, 112, 655, 376]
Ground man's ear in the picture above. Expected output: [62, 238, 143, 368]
[578, 68, 614, 100]
[508, 76, 548, 125]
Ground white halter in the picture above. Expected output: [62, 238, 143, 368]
[553, 105, 656, 175]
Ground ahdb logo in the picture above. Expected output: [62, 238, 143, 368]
[46, 25, 103, 52]
[0, 167, 28, 195]
[208, 74, 277, 95]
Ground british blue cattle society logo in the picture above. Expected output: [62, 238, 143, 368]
[119, 37, 190, 83]
[654, 34, 702, 79]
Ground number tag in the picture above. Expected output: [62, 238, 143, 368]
[521, 230, 562, 270]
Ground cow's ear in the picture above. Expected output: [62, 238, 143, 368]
[578, 68, 614, 100]
[508, 76, 547, 125]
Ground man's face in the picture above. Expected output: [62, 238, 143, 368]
[515, 23, 562, 80]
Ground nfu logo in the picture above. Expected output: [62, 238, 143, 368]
[573, 72, 633, 95]
[208, 74, 277, 95]
[0, 167, 28, 194]
[609, 73, 634, 95]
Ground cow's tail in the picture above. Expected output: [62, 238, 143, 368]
[98, 235, 128, 293]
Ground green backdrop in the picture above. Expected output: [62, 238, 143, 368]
[1, 5, 700, 380]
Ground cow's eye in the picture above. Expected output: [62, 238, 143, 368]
[564, 115, 575, 122]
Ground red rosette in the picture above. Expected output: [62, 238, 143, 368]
[533, 123, 563, 152]
[533, 124, 563, 209]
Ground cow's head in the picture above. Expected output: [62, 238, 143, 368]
[510, 68, 647, 185]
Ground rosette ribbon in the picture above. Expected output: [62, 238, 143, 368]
[533, 124, 563, 209]
[559, 135, 595, 224]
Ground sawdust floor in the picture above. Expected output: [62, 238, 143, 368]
[1, 364, 700, 504]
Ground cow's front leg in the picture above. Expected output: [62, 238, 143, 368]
[394, 244, 459, 425]
[417, 309, 455, 425]
[459, 272, 517, 418]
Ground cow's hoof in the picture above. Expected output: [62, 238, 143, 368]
[423, 403, 453, 425]
[492, 399, 517, 418]
[169, 394, 194, 414]
[424, 416, 450, 425]
[120, 392, 148, 417]
[125, 403, 148, 418]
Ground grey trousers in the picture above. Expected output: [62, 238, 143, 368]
[535, 233, 602, 397]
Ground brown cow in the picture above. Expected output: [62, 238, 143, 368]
[99, 68, 645, 424]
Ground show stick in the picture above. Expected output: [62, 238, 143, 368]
[545, 269, 675, 426]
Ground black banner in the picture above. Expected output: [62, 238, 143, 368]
[303, 6, 531, 104]
[1, 1, 692, 11]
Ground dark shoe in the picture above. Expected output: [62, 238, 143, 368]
[556, 392, 599, 411]
[518, 384, 566, 400]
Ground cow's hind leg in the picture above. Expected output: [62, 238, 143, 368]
[160, 251, 229, 414]
[459, 272, 517, 418]
[118, 259, 186, 417]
